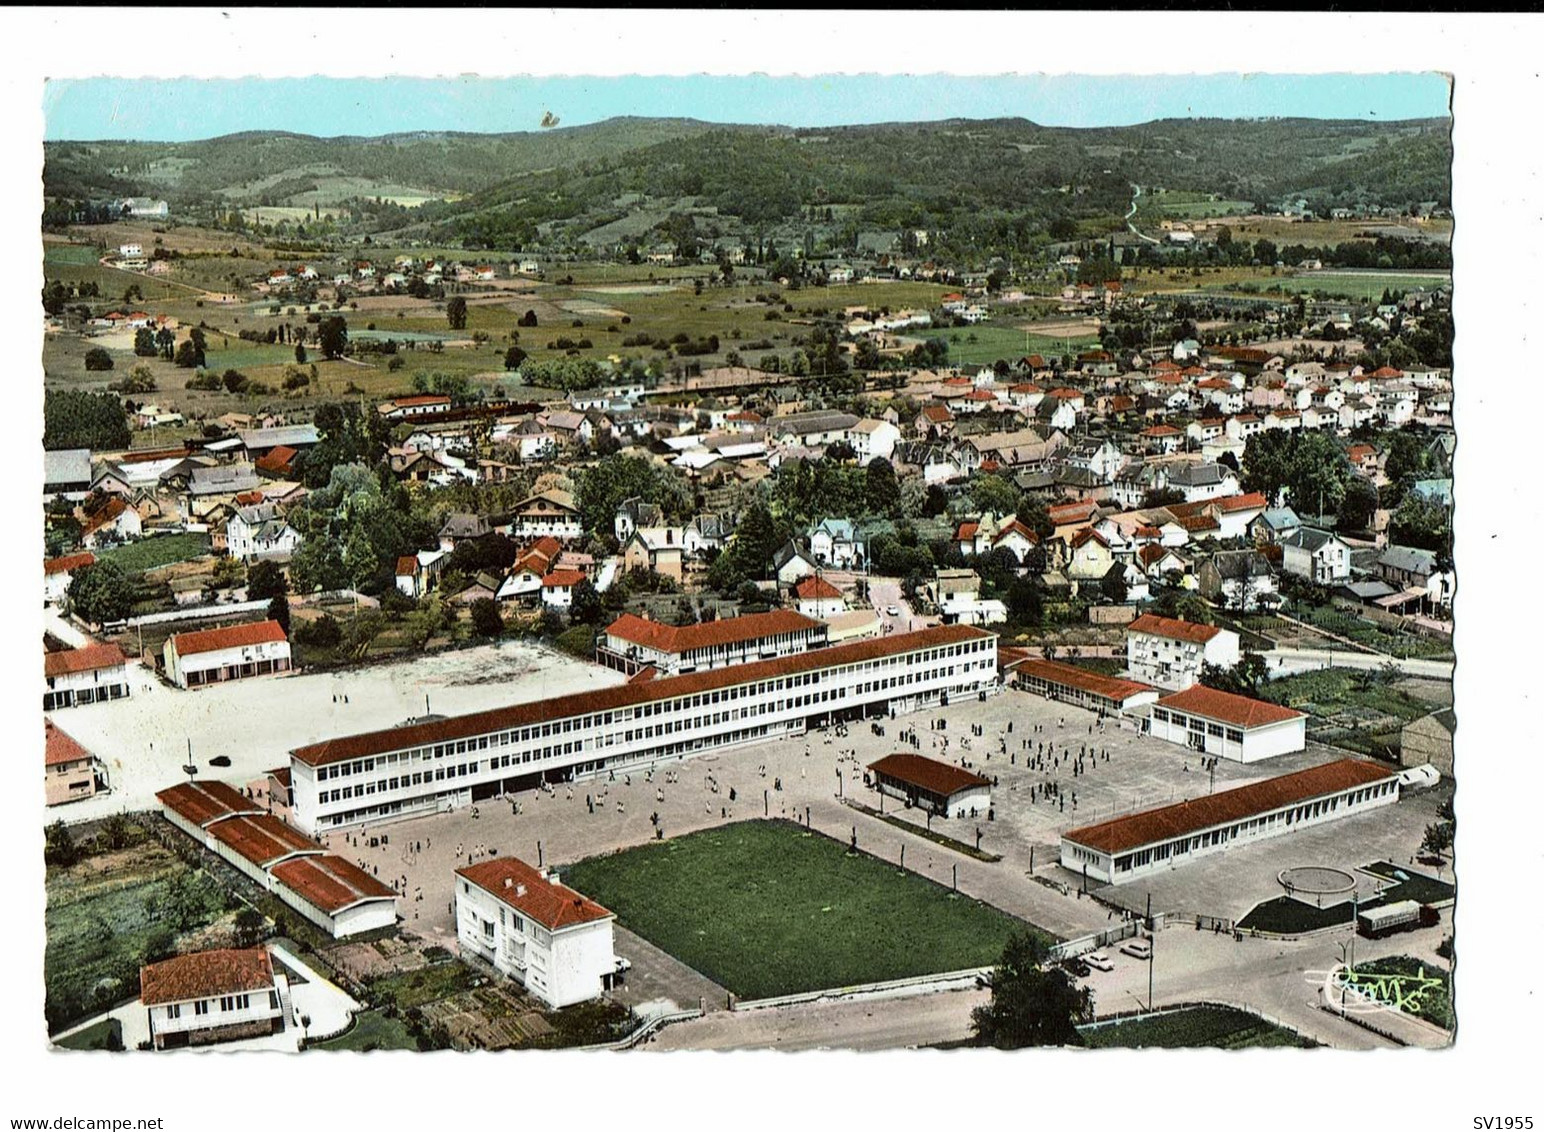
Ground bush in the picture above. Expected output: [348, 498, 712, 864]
[294, 614, 343, 649]
[84, 347, 114, 371]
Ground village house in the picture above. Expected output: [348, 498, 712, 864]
[1198, 549, 1279, 611]
[140, 948, 288, 1050]
[793, 574, 847, 619]
[510, 491, 584, 542]
[45, 719, 105, 806]
[44, 551, 95, 605]
[1281, 527, 1353, 584]
[808, 518, 866, 569]
[621, 527, 686, 581]
[226, 502, 302, 562]
[540, 569, 586, 609]
[1125, 613, 1239, 691]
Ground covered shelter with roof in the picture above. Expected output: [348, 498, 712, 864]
[455, 857, 618, 1009]
[1144, 684, 1307, 762]
[1061, 758, 1398, 885]
[867, 753, 991, 819]
[1000, 651, 1160, 716]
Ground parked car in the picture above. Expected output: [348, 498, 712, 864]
[1060, 957, 1092, 978]
[1084, 951, 1115, 972]
[886, 605, 901, 616]
[1120, 938, 1152, 960]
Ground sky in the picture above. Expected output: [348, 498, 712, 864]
[42, 73, 1452, 142]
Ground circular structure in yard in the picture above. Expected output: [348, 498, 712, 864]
[1278, 866, 1357, 897]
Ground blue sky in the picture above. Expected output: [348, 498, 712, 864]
[43, 73, 1451, 142]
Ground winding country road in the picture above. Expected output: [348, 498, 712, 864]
[1126, 184, 1162, 245]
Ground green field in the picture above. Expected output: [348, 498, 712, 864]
[45, 243, 106, 266]
[46, 841, 236, 1033]
[1347, 956, 1452, 1030]
[53, 1017, 124, 1051]
[937, 324, 1099, 366]
[1080, 1005, 1316, 1049]
[561, 820, 1044, 1000]
[100, 532, 212, 574]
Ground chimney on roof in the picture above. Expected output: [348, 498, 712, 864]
[549, 871, 560, 886]
[515, 883, 526, 898]
[503, 877, 512, 889]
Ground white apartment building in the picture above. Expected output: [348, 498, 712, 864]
[226, 502, 302, 561]
[288, 624, 1000, 834]
[456, 857, 618, 1009]
[1125, 613, 1239, 691]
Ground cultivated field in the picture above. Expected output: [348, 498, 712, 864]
[562, 819, 1042, 1000]
[1080, 1004, 1315, 1048]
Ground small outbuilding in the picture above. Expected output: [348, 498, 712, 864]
[867, 753, 991, 819]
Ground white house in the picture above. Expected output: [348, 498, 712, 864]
[540, 569, 586, 609]
[44, 551, 96, 605]
[511, 491, 584, 542]
[793, 574, 847, 619]
[1143, 684, 1307, 762]
[456, 857, 619, 1009]
[140, 948, 287, 1050]
[163, 620, 292, 689]
[1125, 613, 1239, 691]
[226, 502, 302, 561]
[1061, 758, 1397, 884]
[808, 519, 866, 569]
[1281, 527, 1353, 584]
[597, 609, 826, 677]
[847, 419, 902, 462]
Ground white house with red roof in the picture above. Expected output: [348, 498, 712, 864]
[456, 857, 618, 1008]
[793, 574, 847, 619]
[44, 551, 96, 605]
[140, 947, 287, 1049]
[163, 620, 292, 689]
[1125, 613, 1239, 690]
[540, 569, 586, 609]
[599, 609, 826, 676]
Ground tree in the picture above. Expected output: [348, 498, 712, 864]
[84, 347, 114, 371]
[319, 315, 349, 360]
[295, 344, 308, 364]
[68, 561, 135, 625]
[970, 473, 1020, 517]
[1389, 493, 1452, 555]
[446, 296, 468, 330]
[863, 458, 901, 517]
[470, 598, 504, 638]
[519, 309, 539, 328]
[1338, 474, 1379, 533]
[570, 578, 603, 626]
[233, 908, 266, 949]
[133, 327, 157, 357]
[267, 594, 291, 634]
[1421, 820, 1455, 858]
[1006, 576, 1044, 626]
[970, 932, 1093, 1048]
[44, 820, 78, 868]
[503, 345, 528, 371]
[1099, 565, 1129, 604]
[289, 534, 347, 594]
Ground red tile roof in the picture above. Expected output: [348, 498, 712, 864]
[794, 575, 843, 601]
[1156, 685, 1305, 729]
[45, 720, 91, 768]
[255, 445, 297, 474]
[1063, 758, 1392, 856]
[955, 522, 980, 540]
[604, 609, 820, 656]
[627, 665, 659, 684]
[1002, 655, 1156, 705]
[1070, 528, 1109, 549]
[458, 857, 614, 931]
[44, 552, 95, 575]
[541, 569, 587, 588]
[921, 405, 953, 422]
[1216, 492, 1269, 513]
[1127, 613, 1222, 645]
[292, 624, 994, 768]
[235, 490, 266, 506]
[1177, 514, 1221, 533]
[168, 620, 287, 658]
[157, 780, 264, 828]
[140, 948, 276, 1007]
[81, 496, 130, 536]
[44, 642, 126, 678]
[868, 753, 989, 798]
[269, 854, 397, 913]
[207, 813, 321, 868]
[396, 556, 417, 576]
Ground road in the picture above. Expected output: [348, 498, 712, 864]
[1125, 184, 1162, 245]
[861, 574, 933, 636]
[646, 987, 983, 1051]
[1265, 647, 1454, 681]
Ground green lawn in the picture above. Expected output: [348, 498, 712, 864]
[100, 532, 212, 574]
[1239, 864, 1454, 934]
[311, 1008, 420, 1051]
[1348, 956, 1452, 1030]
[561, 820, 1044, 1000]
[53, 1017, 124, 1051]
[45, 243, 106, 266]
[365, 959, 479, 1012]
[938, 324, 1099, 366]
[1080, 1005, 1316, 1049]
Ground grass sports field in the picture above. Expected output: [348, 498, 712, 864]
[1080, 1005, 1316, 1048]
[561, 819, 1045, 1000]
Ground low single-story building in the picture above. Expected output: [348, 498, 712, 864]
[456, 857, 619, 1009]
[164, 620, 292, 689]
[1061, 757, 1399, 885]
[267, 854, 400, 938]
[44, 642, 131, 711]
[140, 947, 287, 1050]
[1143, 684, 1307, 762]
[867, 752, 991, 819]
[1001, 652, 1159, 715]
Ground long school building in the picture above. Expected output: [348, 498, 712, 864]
[1060, 758, 1399, 885]
[288, 624, 1000, 834]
